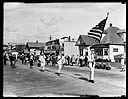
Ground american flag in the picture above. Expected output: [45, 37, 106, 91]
[88, 15, 108, 42]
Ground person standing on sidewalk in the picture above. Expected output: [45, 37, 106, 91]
[88, 47, 96, 83]
[75, 55, 80, 66]
[39, 52, 46, 72]
[9, 53, 13, 67]
[121, 54, 126, 72]
[3, 52, 7, 65]
[8, 53, 16, 68]
[29, 54, 34, 69]
[84, 55, 88, 67]
[21, 53, 25, 64]
[71, 55, 76, 66]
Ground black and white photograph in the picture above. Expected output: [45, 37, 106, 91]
[3, 2, 126, 97]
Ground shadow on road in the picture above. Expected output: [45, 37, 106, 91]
[79, 77, 89, 82]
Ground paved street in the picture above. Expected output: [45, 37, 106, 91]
[3, 60, 126, 97]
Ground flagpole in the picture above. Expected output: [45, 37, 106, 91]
[107, 12, 109, 18]
[101, 12, 109, 69]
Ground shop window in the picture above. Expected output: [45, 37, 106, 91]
[104, 48, 108, 55]
[113, 48, 118, 52]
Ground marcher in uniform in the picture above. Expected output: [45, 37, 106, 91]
[57, 53, 63, 76]
[39, 52, 46, 72]
[88, 46, 95, 83]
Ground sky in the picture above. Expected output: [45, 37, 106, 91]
[4, 2, 126, 44]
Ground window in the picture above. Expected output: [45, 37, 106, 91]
[95, 49, 103, 56]
[47, 46, 51, 50]
[52, 46, 56, 50]
[113, 48, 118, 52]
[80, 49, 83, 56]
[104, 48, 108, 55]
[86, 52, 88, 56]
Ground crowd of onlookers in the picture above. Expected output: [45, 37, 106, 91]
[3, 51, 89, 68]
[3, 51, 126, 72]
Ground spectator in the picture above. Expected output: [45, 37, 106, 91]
[70, 55, 76, 66]
[9, 54, 16, 68]
[24, 54, 29, 64]
[29, 54, 34, 69]
[79, 55, 84, 67]
[75, 55, 80, 66]
[65, 55, 70, 65]
[12, 54, 16, 68]
[84, 55, 88, 67]
[51, 54, 57, 66]
[21, 53, 25, 64]
[9, 53, 13, 67]
[3, 53, 7, 65]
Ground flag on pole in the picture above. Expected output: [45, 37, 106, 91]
[88, 13, 109, 42]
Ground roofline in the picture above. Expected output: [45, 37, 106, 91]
[64, 41, 76, 42]
[45, 39, 59, 43]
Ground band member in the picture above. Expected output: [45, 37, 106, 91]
[57, 53, 64, 76]
[39, 52, 46, 72]
[88, 46, 95, 83]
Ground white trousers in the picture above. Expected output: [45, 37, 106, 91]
[121, 58, 124, 65]
[41, 62, 45, 70]
[89, 62, 95, 80]
[58, 64, 62, 73]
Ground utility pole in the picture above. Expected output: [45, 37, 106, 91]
[50, 35, 52, 40]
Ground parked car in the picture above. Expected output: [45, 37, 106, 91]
[105, 65, 111, 70]
[95, 63, 102, 69]
[95, 62, 111, 70]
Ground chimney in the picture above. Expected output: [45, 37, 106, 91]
[36, 40, 38, 43]
[110, 23, 112, 27]
[50, 35, 52, 40]
[68, 36, 71, 41]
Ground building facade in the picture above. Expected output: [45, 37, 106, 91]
[44, 39, 60, 54]
[63, 41, 79, 57]
[26, 41, 45, 55]
[76, 23, 125, 62]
